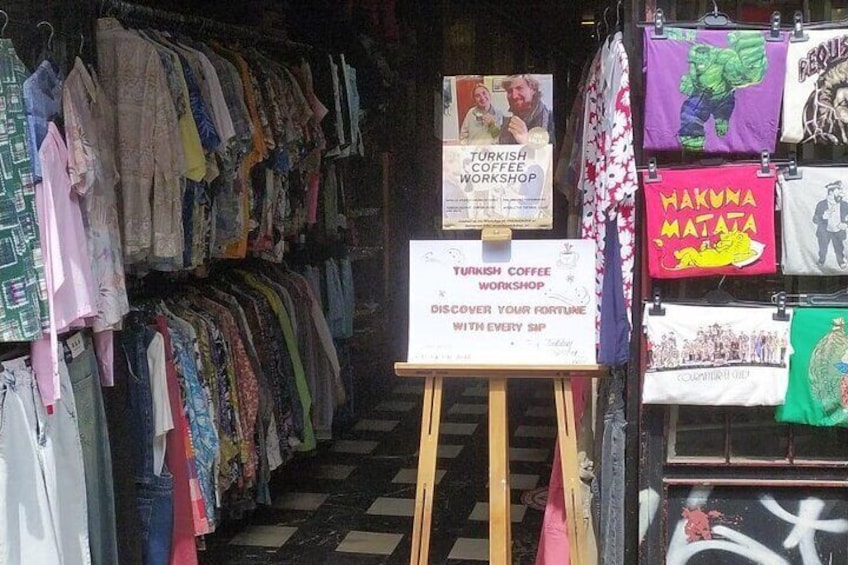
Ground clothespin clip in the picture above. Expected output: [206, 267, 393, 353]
[773, 291, 790, 322]
[653, 9, 666, 39]
[644, 157, 662, 183]
[757, 150, 773, 177]
[649, 287, 665, 316]
[791, 11, 808, 43]
[784, 151, 803, 180]
[767, 12, 782, 42]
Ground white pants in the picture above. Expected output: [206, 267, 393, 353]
[0, 356, 92, 565]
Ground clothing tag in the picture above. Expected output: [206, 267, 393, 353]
[67, 333, 85, 359]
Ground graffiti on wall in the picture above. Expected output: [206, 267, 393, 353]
[659, 486, 848, 564]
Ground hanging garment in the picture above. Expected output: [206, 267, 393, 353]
[0, 39, 49, 343]
[580, 32, 637, 340]
[96, 18, 184, 265]
[782, 29, 848, 144]
[62, 58, 129, 337]
[780, 166, 848, 274]
[535, 378, 590, 565]
[31, 122, 97, 407]
[642, 304, 792, 405]
[777, 308, 848, 427]
[642, 164, 777, 279]
[64, 331, 120, 565]
[644, 28, 787, 153]
[0, 357, 63, 564]
[23, 59, 64, 181]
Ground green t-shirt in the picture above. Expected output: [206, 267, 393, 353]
[776, 308, 848, 427]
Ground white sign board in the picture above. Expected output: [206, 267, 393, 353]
[407, 239, 597, 365]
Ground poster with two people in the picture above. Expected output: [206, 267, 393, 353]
[441, 74, 554, 230]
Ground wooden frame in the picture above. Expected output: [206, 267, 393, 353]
[395, 363, 608, 565]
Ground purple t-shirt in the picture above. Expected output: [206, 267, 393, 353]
[643, 28, 787, 154]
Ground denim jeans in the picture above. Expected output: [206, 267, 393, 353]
[0, 358, 63, 564]
[51, 356, 93, 565]
[122, 321, 174, 565]
[66, 332, 120, 565]
[595, 368, 626, 565]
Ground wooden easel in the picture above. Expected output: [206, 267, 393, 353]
[394, 363, 607, 565]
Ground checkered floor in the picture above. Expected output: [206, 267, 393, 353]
[200, 379, 558, 564]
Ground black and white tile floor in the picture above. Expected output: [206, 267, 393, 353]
[200, 379, 558, 564]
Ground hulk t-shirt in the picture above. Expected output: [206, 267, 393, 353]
[643, 27, 787, 153]
[776, 308, 848, 427]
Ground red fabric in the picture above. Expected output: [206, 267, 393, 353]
[157, 317, 199, 565]
[642, 164, 777, 279]
[536, 378, 590, 565]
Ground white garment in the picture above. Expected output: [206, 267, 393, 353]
[642, 303, 792, 405]
[147, 332, 174, 476]
[781, 30, 848, 143]
[781, 167, 848, 274]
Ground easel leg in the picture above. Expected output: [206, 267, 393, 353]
[489, 377, 512, 565]
[554, 378, 585, 565]
[409, 376, 443, 565]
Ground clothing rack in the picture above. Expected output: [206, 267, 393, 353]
[100, 0, 312, 53]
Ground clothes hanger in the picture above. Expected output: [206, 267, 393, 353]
[701, 276, 735, 305]
[806, 288, 848, 306]
[0, 11, 8, 38]
[36, 21, 55, 54]
[699, 0, 731, 28]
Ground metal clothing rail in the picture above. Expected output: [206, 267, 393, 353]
[100, 0, 312, 52]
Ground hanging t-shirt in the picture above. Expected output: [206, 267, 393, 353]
[643, 28, 787, 153]
[782, 30, 848, 144]
[776, 308, 848, 427]
[781, 167, 848, 275]
[643, 304, 792, 405]
[643, 164, 777, 279]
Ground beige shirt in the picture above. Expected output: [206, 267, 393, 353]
[96, 18, 184, 265]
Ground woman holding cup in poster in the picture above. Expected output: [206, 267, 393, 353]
[459, 83, 503, 145]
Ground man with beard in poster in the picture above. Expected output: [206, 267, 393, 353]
[813, 180, 848, 269]
[498, 74, 554, 145]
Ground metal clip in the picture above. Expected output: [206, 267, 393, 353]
[784, 152, 802, 180]
[644, 157, 662, 183]
[767, 11, 782, 42]
[791, 11, 808, 43]
[773, 291, 790, 322]
[649, 287, 665, 316]
[757, 150, 773, 177]
[653, 9, 666, 39]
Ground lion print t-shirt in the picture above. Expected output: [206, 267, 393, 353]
[642, 164, 778, 279]
[782, 30, 848, 144]
[781, 167, 848, 275]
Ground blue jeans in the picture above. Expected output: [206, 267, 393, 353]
[594, 369, 626, 565]
[66, 332, 119, 565]
[121, 319, 174, 565]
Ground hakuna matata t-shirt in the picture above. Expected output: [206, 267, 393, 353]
[781, 167, 848, 275]
[782, 30, 848, 144]
[776, 308, 848, 427]
[643, 27, 787, 153]
[643, 304, 792, 405]
[642, 164, 777, 279]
